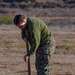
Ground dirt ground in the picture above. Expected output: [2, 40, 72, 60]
[0, 23, 75, 75]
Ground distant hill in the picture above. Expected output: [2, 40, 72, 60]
[0, 0, 75, 9]
[1, 0, 75, 4]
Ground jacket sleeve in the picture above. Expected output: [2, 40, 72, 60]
[21, 31, 26, 40]
[27, 29, 41, 56]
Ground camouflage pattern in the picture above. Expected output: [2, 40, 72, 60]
[35, 37, 56, 75]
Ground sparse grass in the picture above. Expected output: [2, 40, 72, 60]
[64, 45, 75, 51]
[56, 45, 75, 51]
[63, 39, 73, 43]
[56, 45, 65, 49]
[15, 44, 26, 49]
[0, 15, 13, 24]
[64, 45, 72, 51]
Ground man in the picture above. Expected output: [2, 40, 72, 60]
[14, 14, 56, 75]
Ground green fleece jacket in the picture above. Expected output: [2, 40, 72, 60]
[21, 17, 54, 56]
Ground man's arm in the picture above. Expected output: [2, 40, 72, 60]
[23, 38, 29, 62]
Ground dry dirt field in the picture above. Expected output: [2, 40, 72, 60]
[0, 18, 75, 75]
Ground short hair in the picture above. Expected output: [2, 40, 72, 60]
[14, 14, 26, 25]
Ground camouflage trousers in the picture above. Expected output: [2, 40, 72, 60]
[35, 39, 52, 75]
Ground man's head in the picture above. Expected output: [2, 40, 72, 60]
[14, 14, 27, 30]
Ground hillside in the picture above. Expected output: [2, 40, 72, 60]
[0, 0, 75, 26]
[0, 0, 75, 16]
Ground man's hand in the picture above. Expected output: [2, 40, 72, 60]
[23, 55, 29, 63]
[24, 38, 28, 43]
